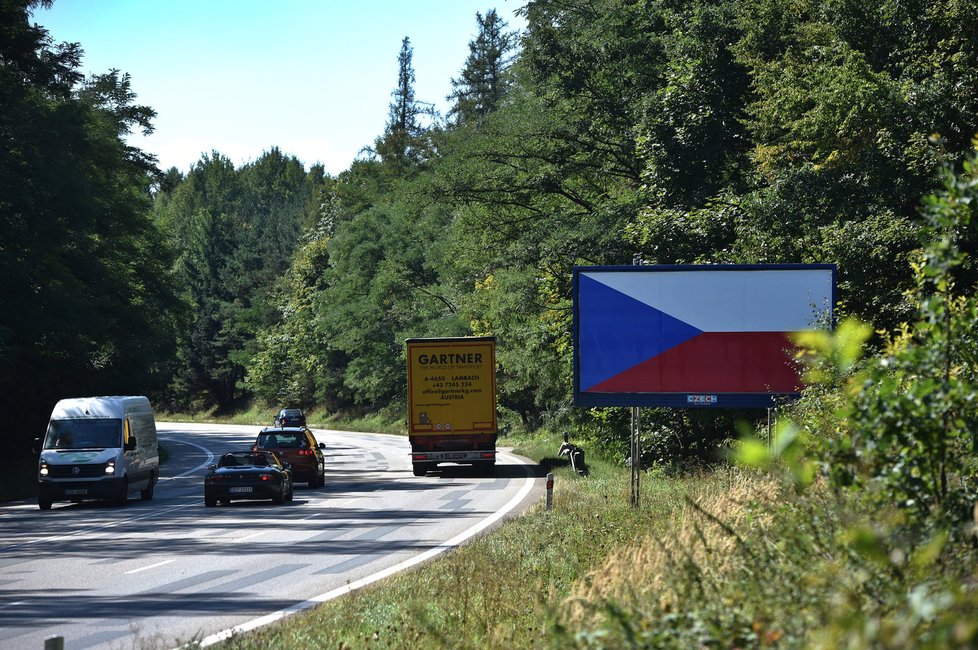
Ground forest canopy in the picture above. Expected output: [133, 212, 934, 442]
[3, 0, 977, 456]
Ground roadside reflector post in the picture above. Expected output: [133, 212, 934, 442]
[546, 473, 554, 510]
[44, 636, 64, 650]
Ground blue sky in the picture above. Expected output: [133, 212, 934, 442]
[34, 1, 527, 175]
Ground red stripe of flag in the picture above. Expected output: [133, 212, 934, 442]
[585, 332, 803, 394]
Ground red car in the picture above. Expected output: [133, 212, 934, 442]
[253, 427, 325, 487]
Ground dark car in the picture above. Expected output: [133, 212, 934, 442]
[254, 426, 325, 487]
[204, 451, 293, 507]
[274, 408, 306, 427]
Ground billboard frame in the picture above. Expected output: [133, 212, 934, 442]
[572, 263, 836, 409]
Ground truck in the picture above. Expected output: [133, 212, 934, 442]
[406, 336, 497, 476]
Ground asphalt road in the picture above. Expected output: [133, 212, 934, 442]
[0, 423, 542, 649]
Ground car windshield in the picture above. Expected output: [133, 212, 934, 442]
[257, 432, 307, 449]
[44, 419, 122, 449]
[219, 452, 276, 468]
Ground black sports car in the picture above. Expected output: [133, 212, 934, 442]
[204, 451, 293, 507]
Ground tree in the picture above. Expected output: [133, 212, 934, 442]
[1, 0, 181, 446]
[374, 37, 433, 173]
[157, 149, 320, 410]
[447, 9, 518, 125]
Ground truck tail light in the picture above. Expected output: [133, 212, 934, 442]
[480, 453, 495, 459]
[413, 454, 428, 461]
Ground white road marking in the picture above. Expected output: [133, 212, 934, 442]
[192, 451, 536, 648]
[125, 559, 175, 574]
[157, 436, 215, 478]
[233, 531, 266, 543]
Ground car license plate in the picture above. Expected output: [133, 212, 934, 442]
[65, 489, 88, 495]
[229, 487, 252, 494]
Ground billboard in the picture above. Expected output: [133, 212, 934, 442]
[406, 336, 497, 435]
[573, 264, 835, 408]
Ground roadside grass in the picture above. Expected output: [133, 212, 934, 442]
[158, 406, 408, 436]
[157, 405, 272, 426]
[313, 410, 406, 435]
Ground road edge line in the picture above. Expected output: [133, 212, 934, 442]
[192, 452, 536, 648]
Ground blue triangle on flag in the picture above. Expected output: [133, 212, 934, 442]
[578, 274, 702, 391]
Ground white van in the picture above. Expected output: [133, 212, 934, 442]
[36, 396, 160, 510]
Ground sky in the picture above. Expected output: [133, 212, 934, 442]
[33, 0, 527, 176]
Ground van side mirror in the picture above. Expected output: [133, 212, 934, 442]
[125, 437, 137, 451]
[318, 442, 325, 449]
[33, 437, 42, 454]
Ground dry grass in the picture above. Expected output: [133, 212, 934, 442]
[563, 471, 783, 627]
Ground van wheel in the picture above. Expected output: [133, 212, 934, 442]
[205, 494, 217, 507]
[38, 497, 52, 511]
[141, 474, 156, 500]
[115, 479, 128, 507]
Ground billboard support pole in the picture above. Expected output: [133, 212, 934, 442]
[629, 254, 644, 509]
[630, 406, 640, 508]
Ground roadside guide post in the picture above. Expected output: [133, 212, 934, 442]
[45, 636, 64, 650]
[546, 473, 554, 510]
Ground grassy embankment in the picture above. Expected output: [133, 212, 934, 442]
[159, 405, 406, 435]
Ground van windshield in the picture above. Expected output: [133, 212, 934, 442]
[44, 419, 122, 449]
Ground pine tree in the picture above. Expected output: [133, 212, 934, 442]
[448, 10, 517, 125]
[375, 36, 430, 170]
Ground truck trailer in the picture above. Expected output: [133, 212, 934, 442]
[406, 336, 497, 476]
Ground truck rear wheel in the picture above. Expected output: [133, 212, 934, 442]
[412, 463, 429, 477]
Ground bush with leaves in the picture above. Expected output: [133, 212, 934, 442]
[729, 152, 978, 647]
[817, 153, 978, 529]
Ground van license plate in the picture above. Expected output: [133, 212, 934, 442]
[229, 487, 252, 494]
[65, 489, 87, 495]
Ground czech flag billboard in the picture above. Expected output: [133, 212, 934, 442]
[573, 264, 836, 408]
